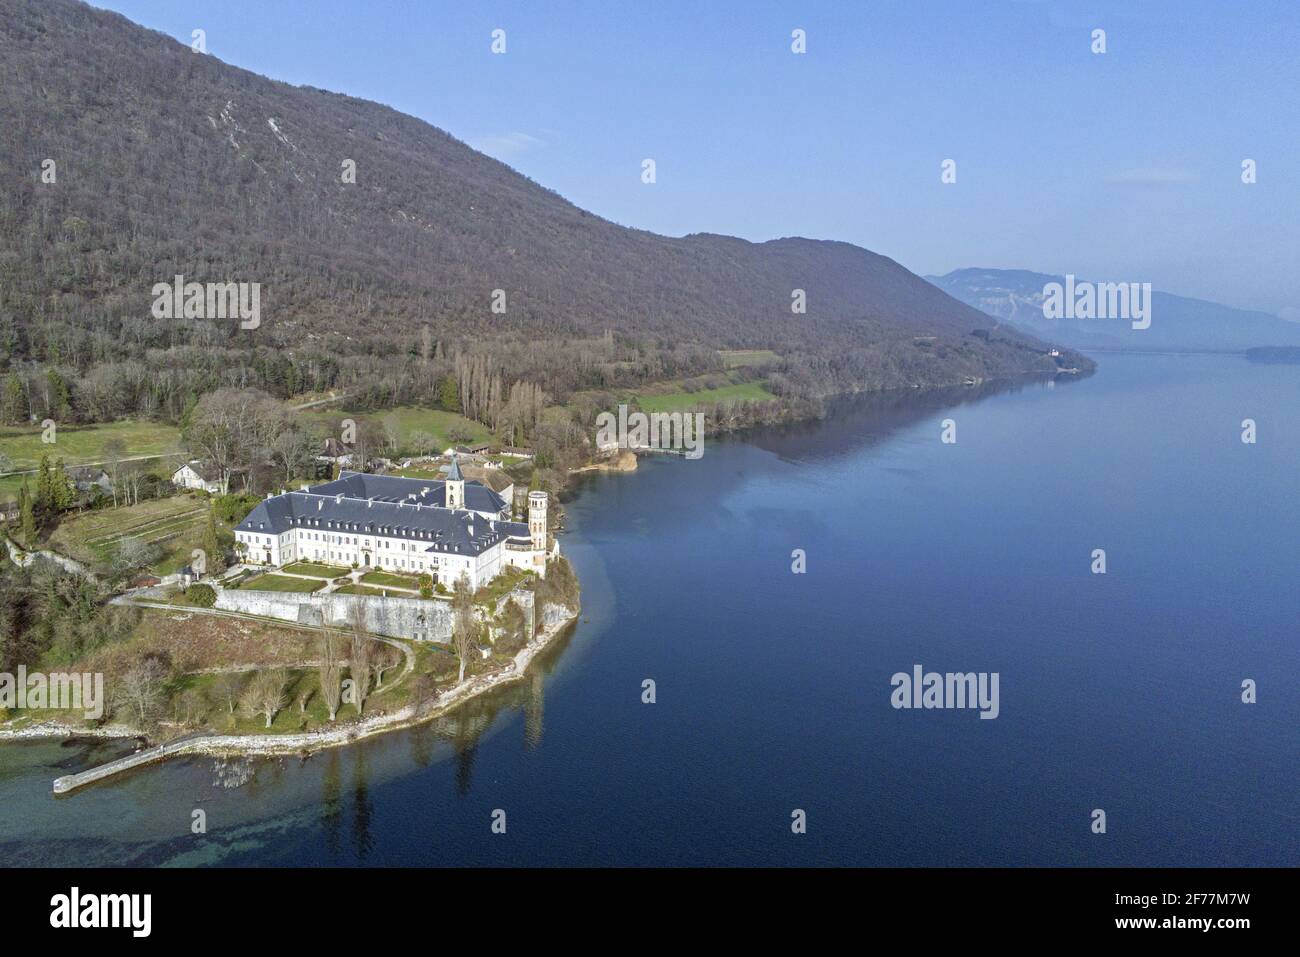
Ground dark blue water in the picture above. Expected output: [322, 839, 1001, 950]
[1, 353, 1296, 866]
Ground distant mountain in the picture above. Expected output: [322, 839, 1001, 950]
[0, 0, 1084, 404]
[927, 268, 1300, 353]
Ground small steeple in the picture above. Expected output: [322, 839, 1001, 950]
[445, 453, 465, 510]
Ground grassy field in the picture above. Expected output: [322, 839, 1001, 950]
[634, 381, 776, 413]
[240, 573, 326, 593]
[281, 561, 351, 579]
[47, 496, 213, 573]
[719, 349, 780, 369]
[0, 420, 182, 472]
[302, 405, 492, 456]
[335, 583, 401, 596]
[0, 419, 184, 503]
[360, 570, 420, 589]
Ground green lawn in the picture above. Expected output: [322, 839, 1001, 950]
[302, 405, 492, 457]
[0, 420, 183, 474]
[360, 570, 420, 589]
[335, 583, 403, 597]
[634, 381, 776, 413]
[281, 561, 351, 579]
[719, 349, 780, 369]
[240, 573, 326, 593]
[47, 496, 214, 573]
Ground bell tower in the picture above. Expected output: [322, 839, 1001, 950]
[445, 454, 465, 510]
[528, 490, 548, 553]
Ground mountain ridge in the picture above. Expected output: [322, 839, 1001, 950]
[928, 267, 1300, 353]
[0, 0, 1085, 419]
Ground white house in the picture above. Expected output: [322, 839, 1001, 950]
[172, 460, 222, 494]
[233, 460, 554, 589]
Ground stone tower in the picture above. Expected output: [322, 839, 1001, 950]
[445, 454, 464, 510]
[528, 490, 548, 553]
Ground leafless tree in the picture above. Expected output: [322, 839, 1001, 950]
[269, 423, 317, 487]
[409, 430, 437, 457]
[177, 688, 208, 727]
[111, 658, 169, 729]
[451, 573, 476, 683]
[318, 612, 343, 721]
[372, 642, 401, 689]
[211, 672, 245, 716]
[101, 437, 126, 507]
[349, 600, 371, 716]
[186, 388, 287, 494]
[241, 669, 290, 728]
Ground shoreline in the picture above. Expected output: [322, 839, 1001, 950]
[8, 607, 577, 776]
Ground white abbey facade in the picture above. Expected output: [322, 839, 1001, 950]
[233, 462, 554, 590]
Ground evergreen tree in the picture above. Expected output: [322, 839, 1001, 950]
[45, 369, 72, 420]
[19, 479, 36, 547]
[200, 506, 226, 575]
[33, 454, 56, 528]
[52, 458, 76, 512]
[438, 375, 459, 412]
[1, 373, 24, 426]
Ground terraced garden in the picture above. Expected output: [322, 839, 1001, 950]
[47, 496, 213, 574]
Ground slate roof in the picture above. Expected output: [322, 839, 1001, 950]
[304, 470, 506, 515]
[235, 472, 522, 557]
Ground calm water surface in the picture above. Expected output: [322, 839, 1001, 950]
[0, 353, 1295, 866]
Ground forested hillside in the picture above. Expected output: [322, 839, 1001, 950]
[0, 0, 1084, 429]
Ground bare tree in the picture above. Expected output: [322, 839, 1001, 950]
[372, 642, 401, 689]
[101, 437, 126, 507]
[211, 672, 245, 717]
[409, 430, 437, 458]
[186, 388, 287, 494]
[318, 612, 342, 721]
[111, 658, 169, 729]
[349, 600, 371, 716]
[380, 414, 402, 457]
[269, 423, 316, 487]
[451, 573, 476, 683]
[241, 669, 290, 728]
[177, 688, 208, 727]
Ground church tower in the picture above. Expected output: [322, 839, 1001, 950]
[445, 455, 465, 510]
[528, 490, 548, 553]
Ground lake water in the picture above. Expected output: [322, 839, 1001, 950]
[1, 353, 1296, 866]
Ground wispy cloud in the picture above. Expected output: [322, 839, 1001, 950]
[467, 131, 544, 158]
[1104, 167, 1199, 186]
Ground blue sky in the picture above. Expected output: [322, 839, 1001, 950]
[91, 1, 1300, 316]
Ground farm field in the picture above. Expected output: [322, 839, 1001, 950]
[633, 381, 776, 413]
[47, 495, 213, 574]
[718, 349, 780, 369]
[0, 420, 183, 473]
[302, 405, 491, 456]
